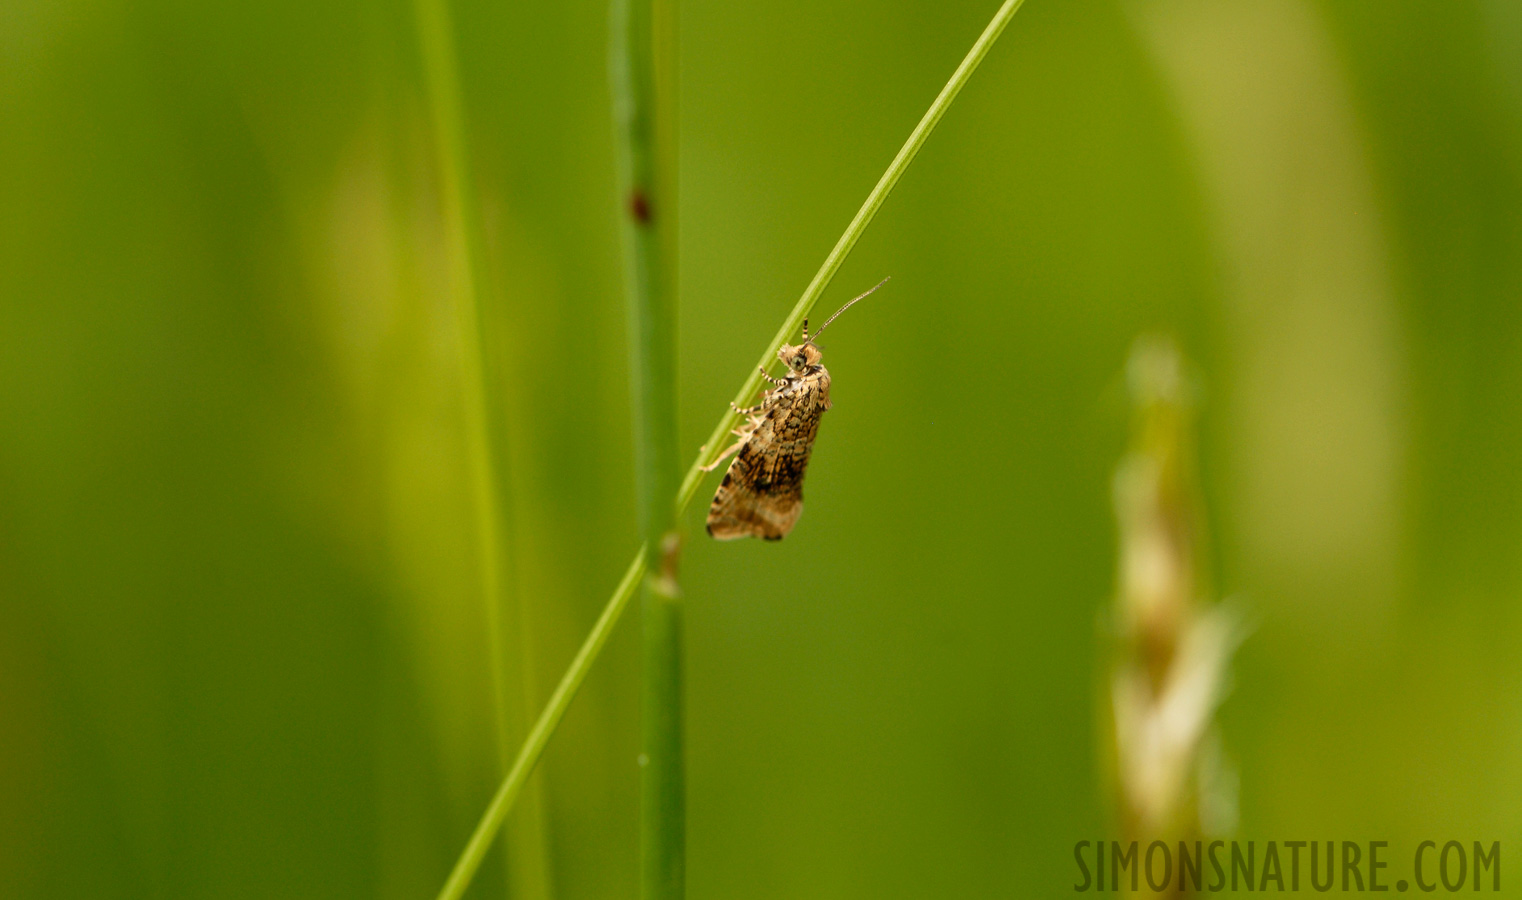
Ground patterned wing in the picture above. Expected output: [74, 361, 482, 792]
[706, 371, 830, 541]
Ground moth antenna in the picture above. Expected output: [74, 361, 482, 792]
[810, 276, 890, 341]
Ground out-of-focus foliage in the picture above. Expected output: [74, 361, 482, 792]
[2, 0, 1519, 896]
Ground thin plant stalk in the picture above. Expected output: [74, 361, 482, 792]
[610, 0, 684, 896]
[413, 0, 553, 897]
[436, 550, 648, 900]
[434, 2, 1029, 897]
[676, 0, 1028, 509]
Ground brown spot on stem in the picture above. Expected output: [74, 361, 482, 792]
[629, 190, 652, 225]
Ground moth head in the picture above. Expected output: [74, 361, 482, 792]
[778, 342, 822, 373]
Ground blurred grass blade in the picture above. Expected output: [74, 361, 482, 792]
[413, 0, 554, 895]
[436, 3, 1029, 897]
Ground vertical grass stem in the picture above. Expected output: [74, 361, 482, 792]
[611, 0, 684, 895]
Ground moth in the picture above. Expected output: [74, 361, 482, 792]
[704, 277, 889, 541]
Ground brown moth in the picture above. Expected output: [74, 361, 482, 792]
[704, 278, 889, 541]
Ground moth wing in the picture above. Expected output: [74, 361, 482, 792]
[706, 481, 801, 541]
[704, 371, 828, 542]
[706, 427, 802, 541]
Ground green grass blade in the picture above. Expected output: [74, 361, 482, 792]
[610, 0, 686, 895]
[677, 0, 1029, 511]
[435, 550, 649, 900]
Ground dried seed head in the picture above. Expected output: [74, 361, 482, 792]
[1107, 334, 1243, 841]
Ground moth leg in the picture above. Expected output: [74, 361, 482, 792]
[699, 438, 745, 472]
[758, 366, 785, 387]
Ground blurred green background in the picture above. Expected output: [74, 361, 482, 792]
[3, 0, 1521, 896]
